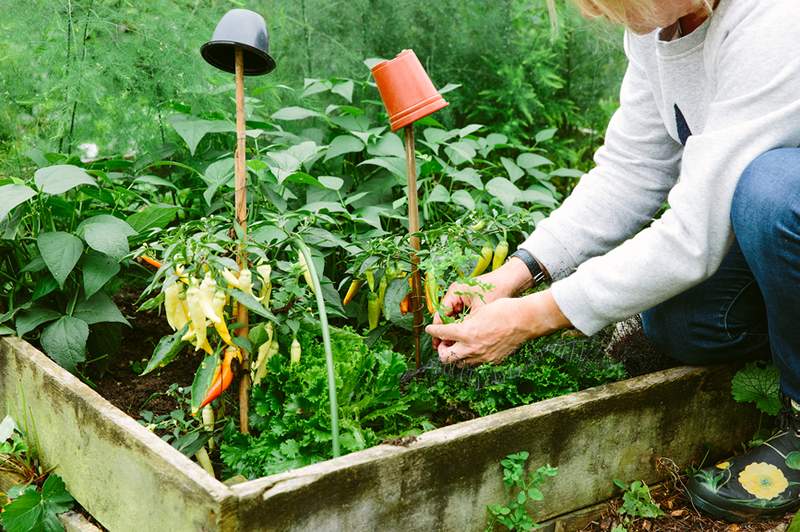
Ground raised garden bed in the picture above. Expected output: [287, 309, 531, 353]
[1, 336, 758, 531]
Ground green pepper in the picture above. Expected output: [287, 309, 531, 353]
[470, 245, 494, 277]
[368, 292, 381, 331]
[492, 240, 509, 271]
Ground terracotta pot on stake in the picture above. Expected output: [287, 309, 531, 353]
[372, 50, 448, 368]
[201, 8, 276, 434]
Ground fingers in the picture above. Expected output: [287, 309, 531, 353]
[425, 322, 469, 343]
[439, 285, 465, 317]
[437, 341, 470, 364]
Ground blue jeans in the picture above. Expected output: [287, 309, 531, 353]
[642, 148, 800, 400]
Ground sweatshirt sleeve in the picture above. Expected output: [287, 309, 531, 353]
[519, 34, 683, 281]
[551, 4, 800, 335]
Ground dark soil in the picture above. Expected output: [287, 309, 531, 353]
[581, 458, 793, 532]
[605, 316, 675, 377]
[89, 287, 198, 419]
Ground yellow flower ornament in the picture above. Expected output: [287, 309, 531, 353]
[716, 461, 730, 470]
[738, 462, 789, 500]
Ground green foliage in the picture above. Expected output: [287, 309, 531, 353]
[0, 161, 142, 372]
[220, 325, 431, 478]
[731, 362, 781, 416]
[612, 479, 664, 520]
[0, 417, 74, 532]
[138, 385, 212, 457]
[0, 475, 74, 532]
[423, 335, 627, 418]
[486, 451, 558, 531]
[0, 0, 624, 173]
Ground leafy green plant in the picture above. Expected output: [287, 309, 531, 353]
[731, 361, 781, 416]
[220, 325, 433, 478]
[612, 479, 664, 521]
[0, 416, 74, 532]
[486, 451, 558, 531]
[0, 474, 74, 532]
[0, 160, 155, 372]
[138, 384, 212, 458]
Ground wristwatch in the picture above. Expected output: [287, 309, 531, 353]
[509, 249, 548, 285]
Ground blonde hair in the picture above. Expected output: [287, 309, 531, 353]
[547, 0, 713, 28]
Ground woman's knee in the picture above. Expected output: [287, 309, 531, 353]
[731, 148, 800, 243]
[641, 304, 720, 365]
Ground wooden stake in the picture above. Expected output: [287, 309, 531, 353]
[404, 125, 423, 369]
[234, 48, 250, 434]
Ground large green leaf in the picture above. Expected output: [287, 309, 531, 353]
[271, 106, 322, 121]
[331, 80, 354, 102]
[451, 190, 476, 211]
[15, 307, 62, 338]
[202, 158, 235, 205]
[126, 204, 179, 233]
[0, 474, 74, 532]
[141, 325, 188, 375]
[76, 215, 137, 260]
[0, 184, 36, 221]
[230, 289, 277, 320]
[485, 177, 521, 211]
[517, 153, 553, 169]
[359, 157, 406, 179]
[37, 232, 83, 288]
[383, 278, 413, 331]
[34, 165, 97, 195]
[427, 185, 450, 203]
[40, 316, 89, 372]
[168, 114, 233, 155]
[367, 133, 405, 159]
[731, 362, 781, 415]
[82, 252, 120, 299]
[324, 135, 364, 161]
[501, 157, 525, 183]
[74, 292, 130, 326]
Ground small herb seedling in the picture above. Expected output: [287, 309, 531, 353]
[486, 451, 558, 531]
[613, 479, 664, 521]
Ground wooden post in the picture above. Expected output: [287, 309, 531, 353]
[404, 125, 423, 369]
[234, 48, 250, 434]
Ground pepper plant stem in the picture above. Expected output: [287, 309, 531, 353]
[294, 238, 340, 457]
[404, 125, 423, 369]
[234, 48, 250, 434]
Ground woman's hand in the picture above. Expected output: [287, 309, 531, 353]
[431, 257, 534, 350]
[425, 290, 571, 366]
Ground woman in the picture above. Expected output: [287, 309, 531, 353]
[426, 0, 800, 522]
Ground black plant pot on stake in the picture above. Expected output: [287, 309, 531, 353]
[200, 8, 276, 434]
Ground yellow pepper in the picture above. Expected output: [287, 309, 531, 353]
[343, 279, 362, 306]
[221, 268, 240, 289]
[212, 291, 233, 346]
[186, 285, 212, 354]
[238, 268, 254, 296]
[290, 336, 301, 365]
[257, 263, 272, 306]
[298, 253, 315, 295]
[164, 280, 188, 331]
[251, 323, 278, 386]
[199, 274, 222, 324]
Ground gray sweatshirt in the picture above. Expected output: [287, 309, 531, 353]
[520, 0, 800, 335]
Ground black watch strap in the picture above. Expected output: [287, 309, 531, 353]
[509, 249, 548, 285]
